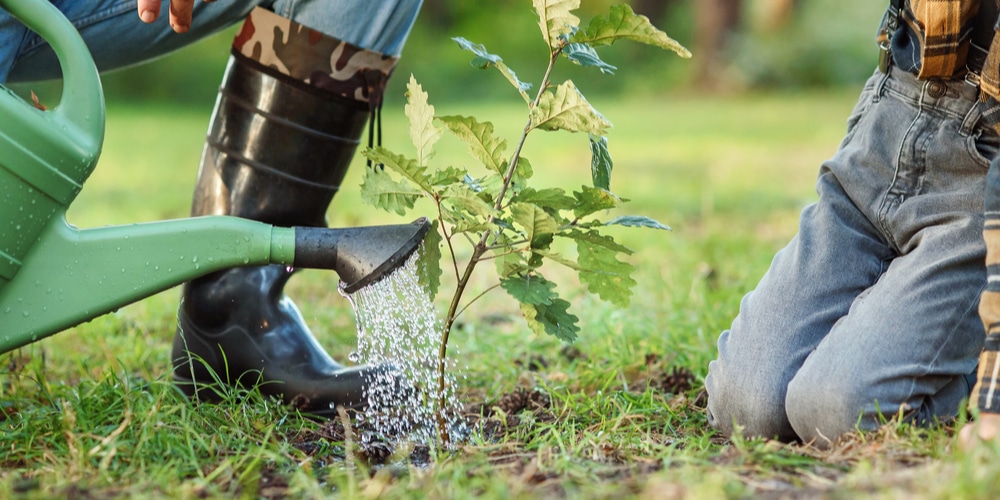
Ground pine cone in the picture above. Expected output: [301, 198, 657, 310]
[496, 388, 531, 414]
[659, 366, 695, 394]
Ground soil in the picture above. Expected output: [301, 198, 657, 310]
[270, 354, 936, 499]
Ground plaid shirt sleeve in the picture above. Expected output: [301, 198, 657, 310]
[975, 1, 1000, 416]
[975, 188, 1000, 415]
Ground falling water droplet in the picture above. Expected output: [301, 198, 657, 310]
[344, 248, 466, 448]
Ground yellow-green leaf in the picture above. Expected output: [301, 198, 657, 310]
[404, 75, 442, 167]
[438, 115, 508, 174]
[572, 4, 691, 58]
[576, 239, 635, 307]
[532, 0, 581, 50]
[442, 184, 495, 219]
[359, 167, 422, 216]
[573, 185, 622, 219]
[530, 81, 611, 135]
[364, 147, 433, 193]
[511, 202, 559, 248]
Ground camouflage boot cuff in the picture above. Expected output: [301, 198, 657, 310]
[232, 7, 398, 107]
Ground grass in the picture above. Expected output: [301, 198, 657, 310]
[4, 87, 1000, 498]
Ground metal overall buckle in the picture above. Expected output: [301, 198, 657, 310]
[878, 40, 892, 74]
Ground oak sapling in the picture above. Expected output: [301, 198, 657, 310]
[360, 0, 690, 441]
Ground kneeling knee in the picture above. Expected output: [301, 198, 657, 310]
[705, 363, 797, 441]
[785, 374, 874, 444]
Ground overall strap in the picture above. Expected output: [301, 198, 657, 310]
[968, 0, 999, 85]
[879, 0, 905, 73]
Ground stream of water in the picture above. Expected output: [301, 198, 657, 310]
[343, 248, 464, 447]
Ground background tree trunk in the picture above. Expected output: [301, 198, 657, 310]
[695, 0, 743, 88]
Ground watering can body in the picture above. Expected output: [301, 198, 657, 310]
[0, 0, 430, 352]
[0, 0, 105, 290]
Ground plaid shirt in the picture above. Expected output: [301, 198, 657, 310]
[880, 0, 1000, 414]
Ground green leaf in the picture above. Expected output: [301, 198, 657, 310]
[428, 166, 465, 186]
[359, 167, 422, 216]
[500, 274, 557, 305]
[530, 81, 612, 135]
[532, 0, 581, 50]
[452, 36, 502, 68]
[514, 156, 534, 181]
[559, 229, 633, 255]
[514, 187, 576, 211]
[576, 240, 636, 307]
[493, 236, 531, 277]
[571, 4, 691, 58]
[533, 249, 581, 270]
[511, 202, 559, 248]
[573, 185, 622, 219]
[438, 115, 508, 174]
[521, 298, 579, 343]
[451, 37, 532, 102]
[590, 135, 613, 190]
[441, 184, 495, 219]
[416, 220, 443, 301]
[404, 75, 442, 167]
[563, 43, 617, 74]
[449, 213, 492, 234]
[605, 215, 671, 231]
[364, 147, 432, 192]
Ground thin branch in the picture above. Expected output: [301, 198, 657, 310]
[435, 197, 461, 282]
[454, 283, 503, 320]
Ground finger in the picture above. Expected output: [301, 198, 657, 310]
[980, 419, 1000, 441]
[169, 0, 195, 33]
[136, 0, 161, 24]
[958, 423, 975, 450]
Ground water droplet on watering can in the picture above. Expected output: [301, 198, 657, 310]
[22, 311, 29, 317]
[348, 351, 360, 362]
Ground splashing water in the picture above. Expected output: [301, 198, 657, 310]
[342, 248, 464, 447]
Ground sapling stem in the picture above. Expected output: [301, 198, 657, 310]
[435, 48, 563, 442]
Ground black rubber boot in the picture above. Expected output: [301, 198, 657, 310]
[172, 52, 379, 416]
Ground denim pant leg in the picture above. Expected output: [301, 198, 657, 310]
[0, 0, 422, 83]
[706, 67, 993, 443]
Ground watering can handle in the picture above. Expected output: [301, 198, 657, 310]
[0, 0, 104, 148]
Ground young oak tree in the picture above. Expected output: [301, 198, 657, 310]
[360, 0, 690, 439]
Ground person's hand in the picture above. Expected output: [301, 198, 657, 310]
[136, 0, 211, 33]
[958, 413, 1000, 449]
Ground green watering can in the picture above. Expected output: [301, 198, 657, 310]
[0, 0, 428, 353]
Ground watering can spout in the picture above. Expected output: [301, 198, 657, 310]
[294, 217, 431, 294]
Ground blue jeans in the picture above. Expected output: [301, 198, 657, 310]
[0, 0, 422, 83]
[705, 67, 997, 443]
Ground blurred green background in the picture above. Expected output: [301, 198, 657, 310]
[11, 0, 885, 107]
